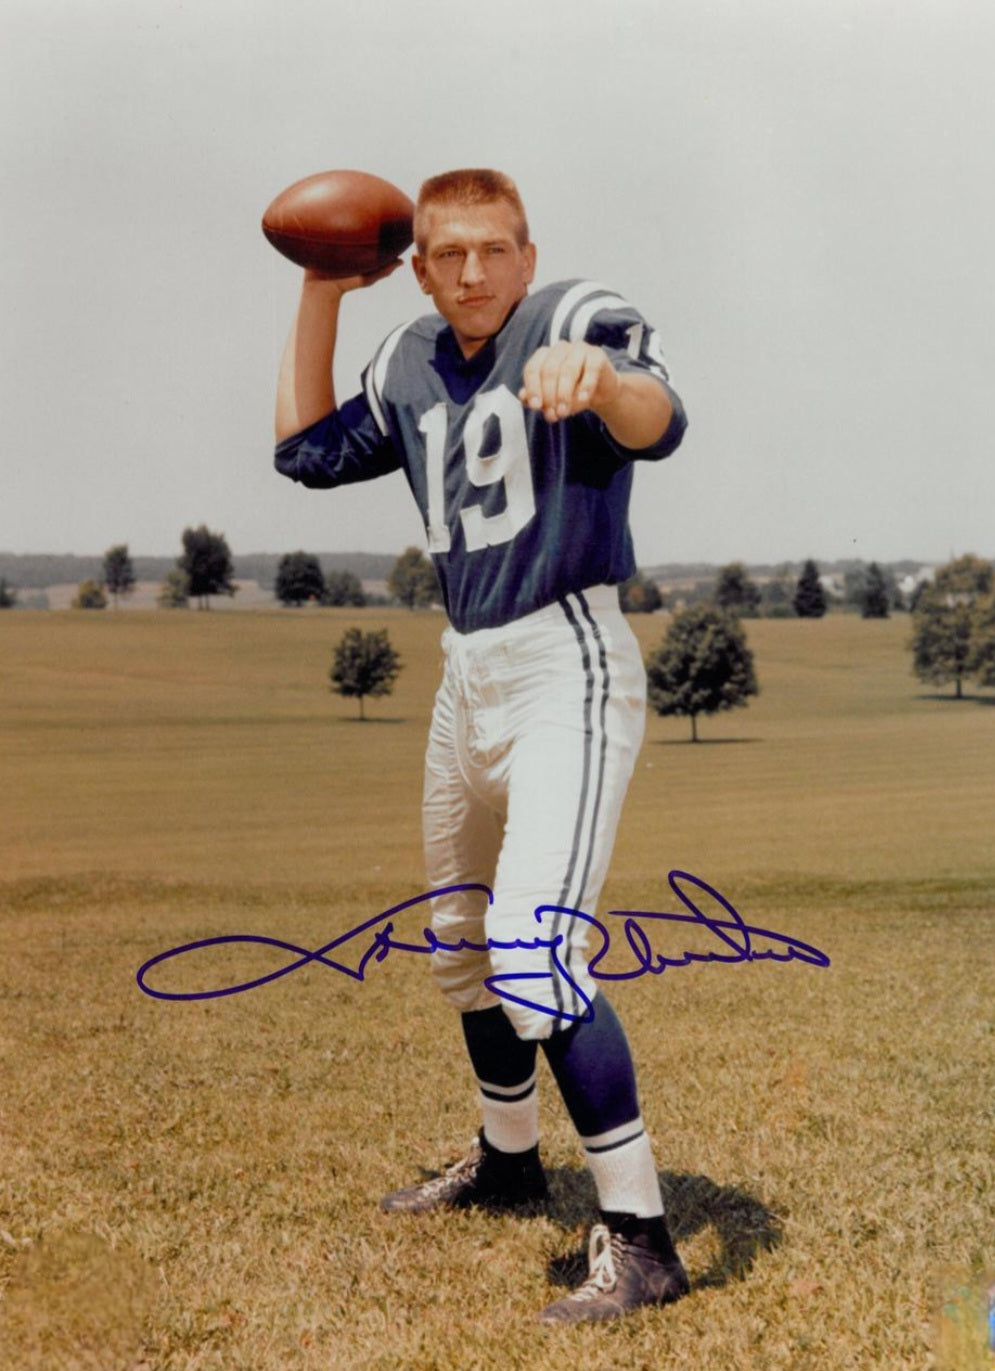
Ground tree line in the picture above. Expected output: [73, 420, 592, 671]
[0, 544, 941, 623]
[4, 533, 991, 705]
[60, 529, 241, 611]
[619, 558, 902, 619]
[0, 547, 927, 618]
[38, 536, 443, 613]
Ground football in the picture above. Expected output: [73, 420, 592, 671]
[261, 169, 414, 276]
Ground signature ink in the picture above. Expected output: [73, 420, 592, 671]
[586, 869, 832, 980]
[136, 871, 830, 1014]
[135, 884, 492, 1001]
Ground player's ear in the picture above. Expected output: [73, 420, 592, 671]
[522, 242, 537, 285]
[412, 254, 431, 294]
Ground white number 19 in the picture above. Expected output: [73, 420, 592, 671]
[419, 385, 536, 554]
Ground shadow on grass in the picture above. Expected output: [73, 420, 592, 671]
[544, 1167, 782, 1292]
[335, 715, 408, 725]
[916, 692, 995, 706]
[653, 736, 763, 747]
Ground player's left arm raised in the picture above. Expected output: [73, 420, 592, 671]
[518, 340, 673, 451]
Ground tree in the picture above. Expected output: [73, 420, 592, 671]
[72, 579, 107, 610]
[102, 544, 136, 608]
[860, 562, 890, 619]
[0, 578, 17, 609]
[645, 604, 758, 742]
[330, 627, 402, 719]
[910, 586, 973, 698]
[907, 579, 931, 614]
[275, 550, 326, 606]
[715, 562, 761, 617]
[760, 566, 794, 618]
[178, 525, 236, 609]
[934, 553, 994, 600]
[910, 554, 995, 698]
[619, 570, 662, 614]
[968, 593, 995, 688]
[845, 562, 901, 616]
[388, 546, 441, 609]
[793, 559, 827, 618]
[157, 568, 189, 609]
[323, 568, 366, 607]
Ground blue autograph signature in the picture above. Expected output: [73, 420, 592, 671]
[136, 870, 830, 1021]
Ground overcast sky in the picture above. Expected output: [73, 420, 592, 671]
[2, 0, 992, 568]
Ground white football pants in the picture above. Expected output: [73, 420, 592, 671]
[422, 586, 646, 1041]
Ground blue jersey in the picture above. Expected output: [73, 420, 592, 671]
[275, 279, 686, 633]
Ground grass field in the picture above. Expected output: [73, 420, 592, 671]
[1, 607, 993, 1370]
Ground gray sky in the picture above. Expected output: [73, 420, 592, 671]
[2, 0, 993, 567]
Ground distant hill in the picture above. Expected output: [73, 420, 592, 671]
[0, 550, 943, 612]
[0, 551, 397, 592]
[1, 551, 942, 593]
[642, 558, 934, 584]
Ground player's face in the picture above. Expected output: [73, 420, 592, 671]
[413, 201, 536, 358]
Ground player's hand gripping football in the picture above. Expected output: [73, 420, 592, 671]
[303, 258, 405, 295]
[519, 340, 621, 424]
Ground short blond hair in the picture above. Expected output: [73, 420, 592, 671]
[414, 169, 530, 252]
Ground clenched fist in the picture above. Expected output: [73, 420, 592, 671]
[518, 340, 621, 424]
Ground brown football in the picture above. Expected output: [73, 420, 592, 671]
[261, 169, 414, 276]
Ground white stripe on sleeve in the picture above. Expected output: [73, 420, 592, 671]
[548, 281, 617, 345]
[363, 320, 412, 436]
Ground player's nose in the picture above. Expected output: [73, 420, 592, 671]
[459, 250, 485, 285]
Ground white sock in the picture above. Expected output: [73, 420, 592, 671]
[478, 1072, 539, 1154]
[581, 1119, 664, 1218]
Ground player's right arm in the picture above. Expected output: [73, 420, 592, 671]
[275, 261, 402, 442]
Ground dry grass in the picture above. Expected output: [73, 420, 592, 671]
[1, 608, 993, 1369]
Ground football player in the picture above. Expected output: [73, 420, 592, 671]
[274, 169, 690, 1323]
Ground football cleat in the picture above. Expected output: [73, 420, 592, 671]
[538, 1213, 690, 1324]
[379, 1133, 548, 1214]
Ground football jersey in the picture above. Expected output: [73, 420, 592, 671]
[275, 279, 686, 633]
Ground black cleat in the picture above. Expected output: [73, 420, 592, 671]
[380, 1134, 548, 1215]
[538, 1213, 690, 1324]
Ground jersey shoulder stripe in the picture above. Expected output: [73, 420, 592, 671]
[543, 279, 674, 385]
[547, 280, 622, 344]
[364, 318, 418, 435]
[542, 279, 627, 345]
[567, 293, 633, 344]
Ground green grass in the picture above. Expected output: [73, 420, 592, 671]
[1, 608, 993, 1370]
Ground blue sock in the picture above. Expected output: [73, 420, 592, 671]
[539, 992, 639, 1137]
[541, 994, 663, 1217]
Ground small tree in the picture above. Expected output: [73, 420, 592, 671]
[72, 579, 107, 610]
[968, 594, 995, 688]
[910, 555, 995, 698]
[330, 627, 402, 719]
[0, 578, 17, 609]
[275, 551, 326, 606]
[178, 525, 237, 609]
[760, 567, 794, 618]
[388, 546, 441, 609]
[715, 562, 761, 617]
[793, 559, 827, 618]
[323, 569, 366, 607]
[158, 568, 190, 609]
[910, 586, 972, 697]
[103, 544, 136, 608]
[645, 604, 758, 742]
[861, 562, 890, 619]
[619, 570, 663, 614]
